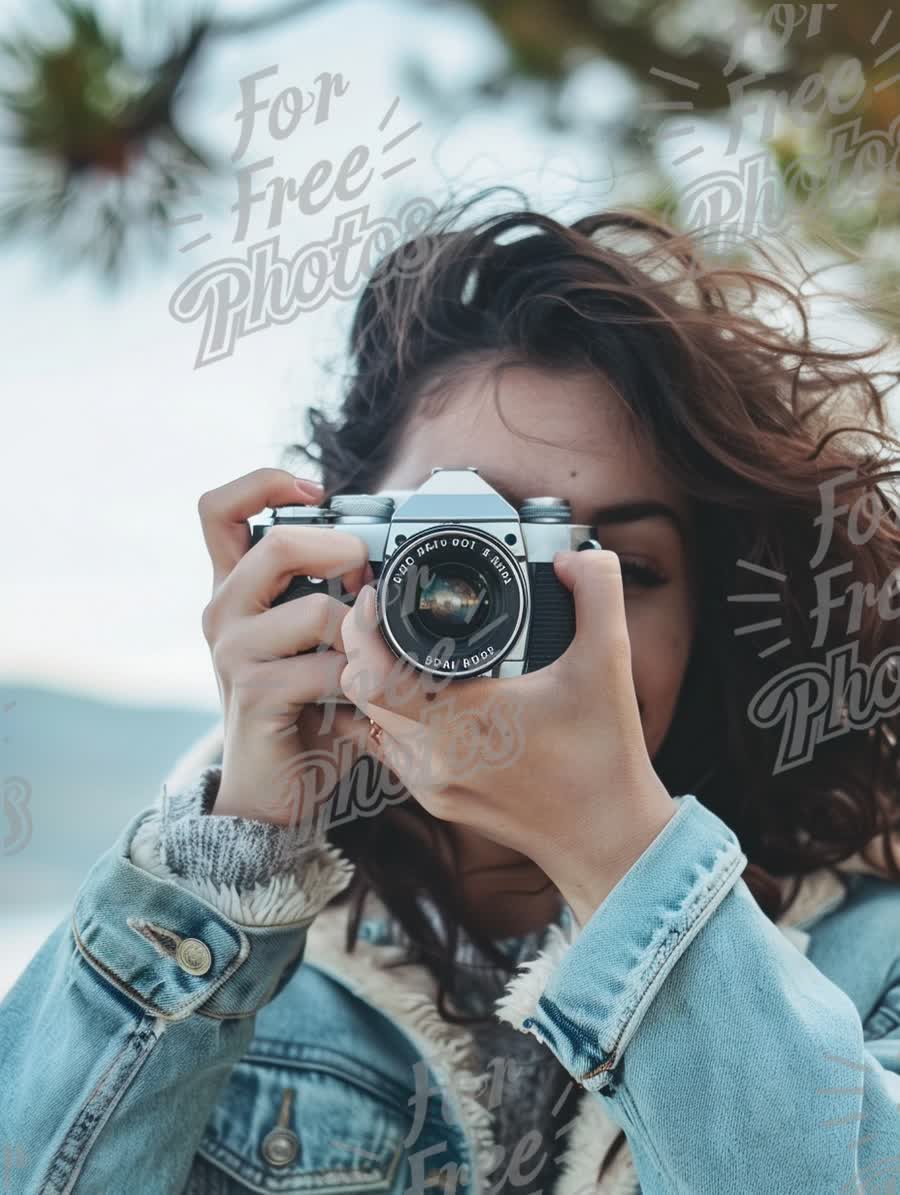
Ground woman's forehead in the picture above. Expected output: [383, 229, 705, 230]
[390, 366, 689, 520]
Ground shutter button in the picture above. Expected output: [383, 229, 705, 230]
[175, 937, 212, 975]
[261, 1088, 300, 1167]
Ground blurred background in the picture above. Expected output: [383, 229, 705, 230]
[2, 0, 900, 995]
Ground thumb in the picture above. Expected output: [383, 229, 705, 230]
[552, 547, 631, 674]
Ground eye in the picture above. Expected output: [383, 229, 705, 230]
[618, 557, 666, 588]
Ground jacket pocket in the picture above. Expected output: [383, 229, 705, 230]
[186, 1055, 416, 1194]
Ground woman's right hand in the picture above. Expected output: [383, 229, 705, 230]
[197, 467, 377, 830]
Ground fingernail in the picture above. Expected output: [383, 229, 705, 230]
[358, 584, 376, 620]
[295, 478, 324, 495]
[554, 550, 576, 577]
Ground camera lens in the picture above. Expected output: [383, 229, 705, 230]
[377, 525, 527, 678]
[414, 563, 490, 638]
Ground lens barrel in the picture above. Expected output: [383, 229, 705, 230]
[377, 524, 526, 678]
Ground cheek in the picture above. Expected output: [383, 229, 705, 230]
[625, 600, 694, 753]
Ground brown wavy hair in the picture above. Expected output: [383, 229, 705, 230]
[287, 189, 900, 1035]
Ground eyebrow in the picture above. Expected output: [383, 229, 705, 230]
[502, 487, 688, 546]
[585, 500, 688, 543]
[410, 473, 689, 546]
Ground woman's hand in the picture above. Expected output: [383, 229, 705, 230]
[198, 467, 375, 831]
[338, 547, 676, 926]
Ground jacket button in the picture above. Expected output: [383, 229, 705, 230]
[261, 1127, 300, 1167]
[175, 937, 212, 975]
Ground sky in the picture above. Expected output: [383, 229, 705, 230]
[1, 0, 896, 713]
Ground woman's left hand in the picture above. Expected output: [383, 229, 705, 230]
[338, 547, 676, 925]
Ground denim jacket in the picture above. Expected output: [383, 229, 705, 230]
[1, 721, 899, 1195]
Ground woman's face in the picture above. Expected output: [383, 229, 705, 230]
[373, 365, 698, 764]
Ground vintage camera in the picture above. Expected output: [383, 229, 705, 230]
[250, 467, 601, 700]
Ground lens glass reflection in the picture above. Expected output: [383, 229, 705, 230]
[414, 563, 490, 637]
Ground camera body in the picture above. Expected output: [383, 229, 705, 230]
[250, 467, 601, 701]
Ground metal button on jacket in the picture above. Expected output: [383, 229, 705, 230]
[261, 1089, 299, 1167]
[174, 937, 212, 975]
[261, 1127, 299, 1167]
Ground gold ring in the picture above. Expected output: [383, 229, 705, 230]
[367, 716, 384, 748]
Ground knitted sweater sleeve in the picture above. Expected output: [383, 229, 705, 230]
[128, 764, 355, 928]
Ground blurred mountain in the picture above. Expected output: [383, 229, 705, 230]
[0, 681, 218, 912]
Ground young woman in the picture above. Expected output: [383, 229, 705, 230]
[2, 196, 900, 1195]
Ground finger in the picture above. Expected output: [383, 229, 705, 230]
[262, 702, 375, 836]
[223, 591, 351, 660]
[552, 548, 632, 678]
[340, 586, 494, 743]
[296, 700, 374, 753]
[284, 702, 378, 801]
[214, 526, 370, 619]
[231, 649, 350, 709]
[362, 702, 443, 790]
[339, 585, 447, 720]
[198, 467, 325, 590]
